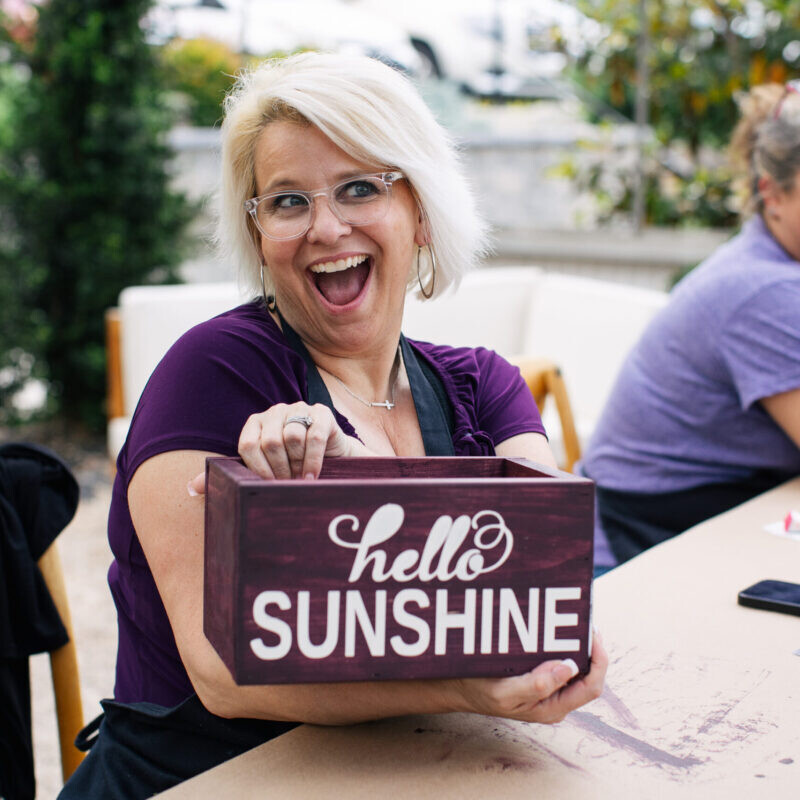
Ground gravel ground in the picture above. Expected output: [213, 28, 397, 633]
[2, 427, 118, 799]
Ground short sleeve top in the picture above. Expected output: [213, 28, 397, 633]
[582, 215, 800, 493]
[108, 302, 545, 706]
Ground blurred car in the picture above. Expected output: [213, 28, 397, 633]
[355, 0, 603, 97]
[145, 0, 423, 75]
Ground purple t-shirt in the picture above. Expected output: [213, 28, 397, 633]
[582, 215, 800, 494]
[108, 301, 545, 706]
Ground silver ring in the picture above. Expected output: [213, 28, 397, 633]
[284, 414, 313, 430]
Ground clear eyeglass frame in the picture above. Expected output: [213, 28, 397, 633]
[244, 171, 405, 241]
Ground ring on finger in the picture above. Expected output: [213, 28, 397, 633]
[284, 414, 314, 430]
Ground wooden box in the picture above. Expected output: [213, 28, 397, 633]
[204, 457, 594, 684]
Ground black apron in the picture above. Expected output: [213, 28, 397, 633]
[595, 469, 792, 565]
[60, 318, 455, 800]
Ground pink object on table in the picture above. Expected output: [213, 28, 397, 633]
[784, 511, 800, 532]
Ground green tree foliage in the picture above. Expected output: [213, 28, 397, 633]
[159, 38, 306, 128]
[571, 0, 800, 226]
[161, 37, 243, 127]
[0, 0, 193, 429]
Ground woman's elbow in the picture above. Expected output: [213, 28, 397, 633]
[188, 666, 242, 718]
[181, 648, 250, 719]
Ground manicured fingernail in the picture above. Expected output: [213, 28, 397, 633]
[560, 659, 579, 679]
[187, 481, 199, 497]
[304, 472, 315, 480]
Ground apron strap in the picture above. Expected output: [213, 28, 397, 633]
[277, 310, 336, 409]
[277, 311, 454, 456]
[400, 336, 455, 456]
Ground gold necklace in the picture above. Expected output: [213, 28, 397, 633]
[323, 346, 401, 410]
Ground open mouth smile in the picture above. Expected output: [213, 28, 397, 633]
[308, 253, 371, 308]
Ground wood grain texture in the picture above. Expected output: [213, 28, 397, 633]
[204, 457, 593, 685]
[203, 464, 239, 672]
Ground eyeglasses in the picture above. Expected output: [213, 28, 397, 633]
[772, 79, 800, 120]
[245, 171, 404, 241]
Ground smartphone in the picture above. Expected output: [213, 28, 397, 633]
[737, 579, 800, 617]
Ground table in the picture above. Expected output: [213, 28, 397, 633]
[159, 478, 800, 798]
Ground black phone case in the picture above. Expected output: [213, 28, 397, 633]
[737, 579, 800, 617]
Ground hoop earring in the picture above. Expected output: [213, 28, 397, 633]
[417, 244, 436, 299]
[260, 262, 277, 312]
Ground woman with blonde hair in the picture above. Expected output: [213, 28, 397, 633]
[60, 52, 606, 798]
[583, 81, 800, 570]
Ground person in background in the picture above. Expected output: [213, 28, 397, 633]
[60, 53, 606, 798]
[582, 82, 800, 570]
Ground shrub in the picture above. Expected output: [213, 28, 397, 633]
[0, 0, 193, 430]
[161, 37, 243, 128]
[570, 0, 800, 228]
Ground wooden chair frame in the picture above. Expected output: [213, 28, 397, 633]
[37, 543, 85, 783]
[510, 356, 581, 472]
[105, 307, 124, 422]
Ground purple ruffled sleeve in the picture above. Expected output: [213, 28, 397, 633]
[409, 341, 545, 456]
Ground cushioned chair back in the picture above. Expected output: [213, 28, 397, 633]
[402, 266, 543, 357]
[523, 274, 668, 451]
[119, 283, 253, 417]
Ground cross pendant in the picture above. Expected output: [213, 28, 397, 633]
[369, 401, 395, 409]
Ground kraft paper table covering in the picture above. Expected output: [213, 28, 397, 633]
[157, 477, 800, 799]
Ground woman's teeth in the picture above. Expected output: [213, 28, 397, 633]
[309, 254, 369, 274]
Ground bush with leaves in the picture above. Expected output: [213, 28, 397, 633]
[161, 37, 243, 128]
[0, 0, 193, 430]
[570, 0, 800, 228]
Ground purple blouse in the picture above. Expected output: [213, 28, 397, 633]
[108, 301, 545, 706]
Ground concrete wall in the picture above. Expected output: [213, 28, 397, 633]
[168, 126, 732, 291]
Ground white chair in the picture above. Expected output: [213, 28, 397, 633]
[106, 282, 252, 461]
[522, 274, 669, 462]
[402, 266, 543, 357]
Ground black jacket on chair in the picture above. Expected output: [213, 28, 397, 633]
[0, 443, 79, 800]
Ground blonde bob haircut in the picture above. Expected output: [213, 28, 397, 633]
[216, 51, 489, 300]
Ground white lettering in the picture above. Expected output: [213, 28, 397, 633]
[498, 588, 539, 653]
[344, 589, 387, 657]
[418, 515, 451, 580]
[437, 515, 473, 580]
[250, 590, 292, 660]
[329, 505, 404, 582]
[390, 589, 430, 656]
[390, 548, 420, 580]
[480, 588, 494, 654]
[435, 588, 476, 655]
[248, 586, 584, 662]
[297, 590, 340, 659]
[328, 505, 514, 585]
[544, 587, 581, 652]
[471, 510, 514, 573]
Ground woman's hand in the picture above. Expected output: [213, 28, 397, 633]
[239, 402, 360, 480]
[451, 633, 607, 724]
[188, 402, 365, 494]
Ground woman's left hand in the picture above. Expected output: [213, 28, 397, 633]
[188, 402, 366, 494]
[452, 631, 607, 724]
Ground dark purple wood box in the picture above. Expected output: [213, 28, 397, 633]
[204, 457, 594, 685]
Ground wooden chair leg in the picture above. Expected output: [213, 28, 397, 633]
[545, 368, 582, 473]
[509, 355, 582, 473]
[38, 544, 85, 783]
[105, 308, 124, 422]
